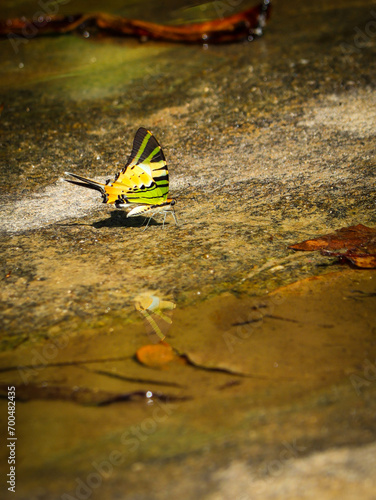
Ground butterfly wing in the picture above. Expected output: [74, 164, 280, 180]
[106, 127, 169, 206]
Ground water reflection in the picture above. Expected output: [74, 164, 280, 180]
[133, 292, 176, 343]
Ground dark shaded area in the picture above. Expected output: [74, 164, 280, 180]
[92, 210, 163, 228]
[0, 383, 188, 405]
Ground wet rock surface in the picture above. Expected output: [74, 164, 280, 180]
[0, 0, 375, 498]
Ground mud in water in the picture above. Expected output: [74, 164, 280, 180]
[0, 270, 376, 499]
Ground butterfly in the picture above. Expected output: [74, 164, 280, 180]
[65, 127, 178, 230]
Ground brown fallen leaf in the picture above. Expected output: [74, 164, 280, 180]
[289, 224, 376, 269]
[136, 342, 186, 369]
[0, 2, 271, 44]
[333, 253, 376, 269]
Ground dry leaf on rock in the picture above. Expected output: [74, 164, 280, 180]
[289, 224, 376, 268]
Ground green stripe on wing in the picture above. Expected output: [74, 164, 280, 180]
[114, 127, 169, 205]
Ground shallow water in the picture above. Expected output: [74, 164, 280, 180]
[0, 0, 376, 499]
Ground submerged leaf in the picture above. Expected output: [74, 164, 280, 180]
[136, 342, 186, 369]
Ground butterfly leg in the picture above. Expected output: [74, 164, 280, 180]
[162, 211, 168, 229]
[171, 207, 179, 227]
[142, 213, 156, 232]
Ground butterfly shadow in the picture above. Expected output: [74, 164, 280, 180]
[93, 211, 163, 229]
